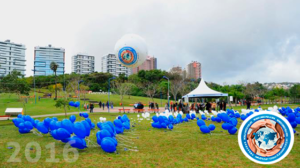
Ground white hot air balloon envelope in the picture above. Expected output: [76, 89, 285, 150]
[114, 34, 148, 68]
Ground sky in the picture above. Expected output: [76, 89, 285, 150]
[1, 0, 300, 84]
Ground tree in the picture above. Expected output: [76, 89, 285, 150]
[80, 84, 90, 106]
[55, 98, 70, 118]
[145, 82, 159, 103]
[112, 81, 136, 111]
[0, 70, 30, 99]
[169, 74, 185, 101]
[50, 62, 59, 100]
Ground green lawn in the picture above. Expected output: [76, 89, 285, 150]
[0, 92, 168, 116]
[0, 112, 300, 168]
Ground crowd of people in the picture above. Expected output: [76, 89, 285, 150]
[83, 100, 115, 113]
[165, 100, 228, 114]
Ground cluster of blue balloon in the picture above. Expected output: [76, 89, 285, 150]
[240, 111, 254, 121]
[12, 113, 95, 149]
[12, 115, 35, 133]
[69, 101, 80, 108]
[151, 113, 196, 130]
[209, 110, 241, 135]
[197, 119, 215, 133]
[95, 115, 130, 153]
[279, 107, 300, 133]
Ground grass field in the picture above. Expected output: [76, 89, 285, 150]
[0, 112, 300, 168]
[0, 92, 168, 116]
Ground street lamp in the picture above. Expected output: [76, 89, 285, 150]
[78, 80, 84, 112]
[108, 77, 116, 113]
[163, 76, 170, 111]
[32, 69, 36, 104]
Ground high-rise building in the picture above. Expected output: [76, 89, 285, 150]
[0, 40, 26, 77]
[101, 54, 132, 76]
[169, 66, 187, 79]
[132, 56, 157, 74]
[186, 61, 201, 79]
[34, 45, 65, 76]
[72, 54, 95, 74]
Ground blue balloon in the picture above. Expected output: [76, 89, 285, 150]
[191, 113, 196, 119]
[296, 117, 300, 124]
[197, 119, 205, 127]
[69, 115, 76, 123]
[101, 137, 117, 153]
[208, 124, 215, 131]
[222, 114, 230, 122]
[24, 121, 33, 130]
[81, 120, 91, 137]
[85, 118, 92, 126]
[241, 114, 247, 121]
[161, 122, 167, 128]
[69, 101, 75, 106]
[37, 122, 49, 134]
[68, 136, 87, 149]
[43, 118, 52, 128]
[168, 115, 174, 122]
[228, 127, 237, 134]
[49, 120, 57, 131]
[62, 119, 74, 134]
[234, 113, 240, 118]
[52, 117, 58, 121]
[200, 125, 210, 133]
[152, 116, 158, 122]
[74, 101, 80, 108]
[91, 123, 95, 129]
[222, 123, 230, 130]
[158, 116, 165, 123]
[17, 114, 23, 118]
[215, 117, 221, 123]
[230, 118, 238, 126]
[18, 122, 25, 129]
[99, 129, 112, 140]
[211, 116, 216, 122]
[115, 127, 124, 134]
[56, 121, 62, 129]
[19, 128, 30, 134]
[102, 125, 114, 136]
[114, 119, 123, 128]
[201, 115, 207, 120]
[82, 113, 89, 118]
[73, 122, 86, 139]
[107, 137, 118, 146]
[290, 121, 297, 128]
[186, 114, 191, 119]
[51, 130, 60, 140]
[123, 122, 130, 130]
[24, 115, 32, 121]
[288, 113, 296, 122]
[168, 124, 173, 130]
[97, 122, 102, 129]
[56, 128, 71, 139]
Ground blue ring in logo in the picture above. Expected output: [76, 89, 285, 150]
[118, 46, 138, 66]
[238, 112, 294, 164]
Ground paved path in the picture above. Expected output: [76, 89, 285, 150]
[22, 107, 167, 119]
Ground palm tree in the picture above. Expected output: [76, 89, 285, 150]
[50, 62, 59, 100]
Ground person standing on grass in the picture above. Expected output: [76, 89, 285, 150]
[102, 102, 105, 110]
[111, 101, 113, 109]
[106, 101, 110, 110]
[90, 103, 94, 113]
[99, 101, 102, 108]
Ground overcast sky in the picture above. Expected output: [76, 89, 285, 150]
[1, 0, 300, 84]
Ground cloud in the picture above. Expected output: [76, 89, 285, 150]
[1, 0, 300, 84]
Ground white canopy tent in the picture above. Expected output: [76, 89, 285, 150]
[183, 78, 228, 99]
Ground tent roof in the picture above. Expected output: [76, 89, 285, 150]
[183, 78, 228, 98]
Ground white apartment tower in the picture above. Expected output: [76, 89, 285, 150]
[101, 54, 132, 76]
[72, 54, 95, 74]
[0, 40, 26, 77]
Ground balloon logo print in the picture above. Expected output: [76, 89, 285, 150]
[119, 47, 137, 66]
[238, 112, 294, 164]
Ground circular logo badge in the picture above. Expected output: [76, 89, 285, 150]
[118, 46, 138, 66]
[238, 112, 294, 164]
